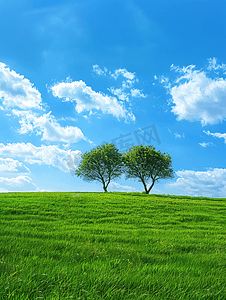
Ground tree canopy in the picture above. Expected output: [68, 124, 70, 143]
[75, 143, 123, 192]
[123, 145, 174, 194]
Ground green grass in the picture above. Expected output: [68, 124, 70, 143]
[0, 192, 225, 299]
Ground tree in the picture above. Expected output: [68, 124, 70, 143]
[75, 143, 123, 192]
[123, 145, 174, 194]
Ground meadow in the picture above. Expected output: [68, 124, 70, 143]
[0, 192, 225, 299]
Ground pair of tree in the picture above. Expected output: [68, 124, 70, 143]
[75, 143, 174, 194]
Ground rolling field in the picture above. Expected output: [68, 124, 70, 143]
[0, 192, 225, 299]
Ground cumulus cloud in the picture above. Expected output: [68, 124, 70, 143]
[0, 63, 43, 110]
[204, 130, 226, 143]
[0, 158, 30, 173]
[168, 168, 226, 197]
[50, 79, 134, 121]
[34, 113, 84, 143]
[0, 175, 38, 192]
[109, 182, 137, 192]
[159, 59, 226, 125]
[0, 142, 82, 172]
[0, 63, 86, 144]
[0, 175, 32, 186]
[12, 110, 86, 144]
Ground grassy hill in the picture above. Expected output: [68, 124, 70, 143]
[0, 192, 225, 299]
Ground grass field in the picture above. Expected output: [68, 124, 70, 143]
[0, 192, 225, 299]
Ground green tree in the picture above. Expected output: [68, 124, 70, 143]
[123, 145, 174, 194]
[75, 143, 123, 192]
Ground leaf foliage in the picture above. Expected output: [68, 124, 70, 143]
[123, 145, 174, 193]
[75, 143, 123, 192]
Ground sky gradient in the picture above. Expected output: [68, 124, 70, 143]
[1, 0, 226, 197]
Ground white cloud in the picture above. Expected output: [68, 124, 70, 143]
[0, 63, 43, 110]
[155, 75, 171, 89]
[0, 142, 82, 172]
[89, 65, 146, 122]
[199, 141, 214, 148]
[174, 132, 185, 138]
[92, 64, 108, 76]
[66, 153, 81, 176]
[204, 130, 226, 143]
[108, 182, 163, 194]
[0, 158, 30, 173]
[93, 66, 136, 82]
[207, 57, 226, 73]
[169, 168, 226, 197]
[0, 64, 86, 144]
[167, 128, 185, 139]
[160, 59, 226, 125]
[109, 87, 146, 102]
[32, 112, 85, 143]
[107, 68, 146, 106]
[59, 116, 77, 122]
[110, 68, 136, 81]
[50, 79, 134, 121]
[0, 175, 32, 186]
[0, 175, 38, 192]
[108, 87, 130, 101]
[0, 188, 9, 193]
[12, 110, 86, 144]
[130, 88, 146, 98]
[109, 182, 137, 192]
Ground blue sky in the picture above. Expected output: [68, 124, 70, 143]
[1, 0, 226, 197]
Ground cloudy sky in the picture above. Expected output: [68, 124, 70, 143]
[1, 0, 226, 197]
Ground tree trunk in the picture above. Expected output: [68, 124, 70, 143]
[140, 177, 148, 194]
[105, 179, 110, 191]
[102, 182, 108, 192]
[141, 177, 155, 194]
[147, 180, 155, 194]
